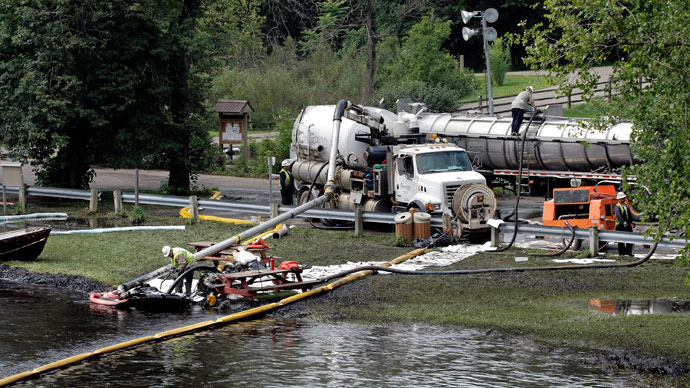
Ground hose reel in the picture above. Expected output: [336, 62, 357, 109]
[451, 183, 497, 225]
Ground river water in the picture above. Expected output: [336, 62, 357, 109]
[0, 279, 647, 387]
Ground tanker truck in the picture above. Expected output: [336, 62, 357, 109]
[415, 105, 639, 194]
[290, 103, 497, 234]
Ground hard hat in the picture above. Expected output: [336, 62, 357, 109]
[616, 192, 627, 199]
[162, 245, 171, 256]
[281, 159, 293, 167]
[526, 86, 534, 92]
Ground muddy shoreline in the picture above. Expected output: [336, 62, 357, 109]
[2, 264, 688, 379]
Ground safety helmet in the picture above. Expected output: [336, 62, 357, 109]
[616, 192, 626, 199]
[162, 245, 172, 256]
[526, 86, 534, 92]
[281, 159, 293, 167]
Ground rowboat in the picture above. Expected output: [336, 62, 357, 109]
[0, 227, 51, 261]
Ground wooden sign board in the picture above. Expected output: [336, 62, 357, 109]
[220, 118, 245, 145]
[1, 163, 23, 187]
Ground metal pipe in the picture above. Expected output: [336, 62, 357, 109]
[326, 99, 348, 193]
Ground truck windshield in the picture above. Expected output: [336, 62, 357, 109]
[416, 151, 473, 174]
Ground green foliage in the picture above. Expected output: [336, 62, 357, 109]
[489, 38, 510, 86]
[384, 15, 470, 93]
[375, 80, 462, 112]
[299, 0, 349, 55]
[513, 0, 690, 278]
[200, 0, 266, 67]
[210, 39, 364, 126]
[128, 206, 145, 224]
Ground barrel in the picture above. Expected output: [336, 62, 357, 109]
[394, 212, 413, 242]
[413, 212, 432, 239]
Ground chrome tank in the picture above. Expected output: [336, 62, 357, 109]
[417, 113, 638, 172]
[292, 105, 398, 167]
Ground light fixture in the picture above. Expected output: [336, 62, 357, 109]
[461, 10, 478, 24]
[462, 27, 479, 42]
[460, 8, 500, 116]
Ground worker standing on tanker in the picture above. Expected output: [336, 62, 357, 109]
[162, 246, 195, 296]
[510, 86, 536, 135]
[280, 159, 295, 206]
[614, 192, 635, 256]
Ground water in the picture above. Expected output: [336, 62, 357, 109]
[0, 280, 644, 387]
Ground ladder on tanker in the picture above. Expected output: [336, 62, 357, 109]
[516, 170, 532, 196]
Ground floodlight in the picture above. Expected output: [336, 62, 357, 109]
[462, 27, 479, 41]
[483, 27, 497, 41]
[484, 8, 499, 23]
[461, 10, 478, 24]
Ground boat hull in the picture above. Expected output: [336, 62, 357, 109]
[0, 227, 51, 261]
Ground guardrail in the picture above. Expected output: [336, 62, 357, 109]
[121, 192, 446, 227]
[498, 222, 686, 249]
[5, 186, 684, 250]
[3, 186, 100, 201]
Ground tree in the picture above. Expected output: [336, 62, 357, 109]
[0, 0, 174, 188]
[0, 0, 214, 193]
[514, 0, 690, 273]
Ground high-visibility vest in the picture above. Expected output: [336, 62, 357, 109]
[280, 168, 291, 187]
[171, 247, 194, 269]
[615, 202, 629, 226]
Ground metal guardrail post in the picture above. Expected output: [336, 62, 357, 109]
[89, 189, 98, 213]
[114, 190, 122, 213]
[189, 196, 199, 219]
[355, 205, 363, 237]
[270, 202, 279, 218]
[491, 226, 499, 248]
[589, 226, 599, 257]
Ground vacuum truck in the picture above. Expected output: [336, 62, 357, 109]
[290, 103, 497, 233]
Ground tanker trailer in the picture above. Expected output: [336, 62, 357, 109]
[416, 111, 639, 193]
[290, 104, 497, 233]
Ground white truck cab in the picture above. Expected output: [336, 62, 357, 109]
[393, 144, 487, 213]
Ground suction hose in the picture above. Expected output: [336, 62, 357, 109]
[165, 265, 221, 295]
[490, 109, 539, 253]
[319, 242, 658, 281]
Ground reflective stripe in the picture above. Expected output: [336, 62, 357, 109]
[280, 169, 291, 186]
[615, 203, 628, 226]
[171, 247, 194, 268]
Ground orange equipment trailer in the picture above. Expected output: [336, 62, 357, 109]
[542, 185, 620, 250]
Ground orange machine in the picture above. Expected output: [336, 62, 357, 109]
[542, 185, 618, 231]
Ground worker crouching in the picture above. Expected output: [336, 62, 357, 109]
[162, 245, 195, 296]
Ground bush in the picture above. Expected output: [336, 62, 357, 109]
[375, 80, 463, 112]
[128, 205, 145, 224]
[489, 38, 510, 87]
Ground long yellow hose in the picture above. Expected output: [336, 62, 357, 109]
[0, 248, 426, 386]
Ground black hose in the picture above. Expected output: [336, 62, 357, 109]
[531, 221, 575, 256]
[319, 242, 658, 282]
[165, 265, 221, 295]
[491, 110, 539, 252]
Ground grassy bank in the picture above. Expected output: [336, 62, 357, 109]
[296, 249, 690, 370]
[3, 197, 408, 285]
[5, 197, 690, 373]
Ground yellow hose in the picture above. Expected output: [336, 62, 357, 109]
[0, 248, 426, 386]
